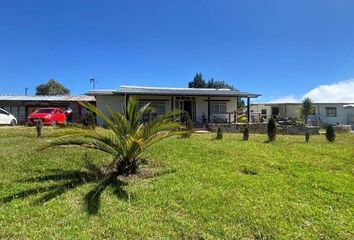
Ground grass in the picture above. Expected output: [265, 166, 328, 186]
[0, 126, 353, 239]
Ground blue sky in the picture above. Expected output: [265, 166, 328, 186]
[0, 0, 354, 102]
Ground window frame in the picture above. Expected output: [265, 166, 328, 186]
[210, 102, 227, 114]
[325, 107, 337, 117]
[138, 100, 167, 115]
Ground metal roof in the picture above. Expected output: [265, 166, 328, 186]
[0, 95, 96, 102]
[253, 102, 354, 106]
[87, 90, 116, 96]
[343, 104, 354, 108]
[88, 86, 261, 98]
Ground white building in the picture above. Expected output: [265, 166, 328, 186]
[250, 102, 354, 128]
[88, 86, 261, 126]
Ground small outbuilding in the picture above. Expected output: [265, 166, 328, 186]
[0, 95, 96, 124]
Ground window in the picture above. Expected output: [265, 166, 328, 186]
[138, 101, 166, 114]
[210, 102, 227, 114]
[326, 107, 337, 117]
[35, 109, 54, 113]
[271, 107, 279, 116]
[261, 109, 267, 115]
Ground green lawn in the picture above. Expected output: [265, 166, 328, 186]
[0, 127, 353, 239]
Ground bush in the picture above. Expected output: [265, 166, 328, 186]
[267, 117, 277, 141]
[84, 112, 96, 129]
[216, 127, 223, 140]
[36, 119, 43, 138]
[305, 132, 310, 142]
[237, 115, 248, 123]
[326, 125, 336, 142]
[243, 126, 249, 141]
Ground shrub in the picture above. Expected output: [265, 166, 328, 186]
[84, 112, 96, 129]
[326, 125, 336, 142]
[216, 127, 223, 140]
[237, 114, 248, 123]
[243, 126, 249, 141]
[267, 117, 277, 141]
[305, 132, 310, 142]
[36, 119, 43, 138]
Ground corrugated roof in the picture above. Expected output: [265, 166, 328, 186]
[343, 104, 354, 108]
[88, 86, 261, 97]
[0, 95, 96, 102]
[87, 90, 115, 96]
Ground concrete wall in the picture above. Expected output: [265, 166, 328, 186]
[212, 123, 320, 135]
[95, 95, 125, 125]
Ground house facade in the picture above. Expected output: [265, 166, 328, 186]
[88, 86, 261, 126]
[250, 102, 354, 128]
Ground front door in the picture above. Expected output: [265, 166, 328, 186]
[176, 99, 196, 122]
[183, 101, 192, 119]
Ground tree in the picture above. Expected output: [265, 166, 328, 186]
[206, 78, 235, 90]
[300, 97, 315, 124]
[300, 97, 315, 142]
[188, 73, 207, 88]
[41, 98, 183, 185]
[36, 79, 70, 96]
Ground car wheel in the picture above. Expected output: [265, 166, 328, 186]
[10, 119, 16, 126]
[52, 120, 57, 126]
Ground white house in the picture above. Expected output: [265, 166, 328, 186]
[88, 86, 261, 126]
[250, 102, 354, 128]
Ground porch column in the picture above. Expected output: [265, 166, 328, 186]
[171, 96, 174, 111]
[124, 94, 129, 113]
[247, 97, 251, 123]
[207, 97, 210, 122]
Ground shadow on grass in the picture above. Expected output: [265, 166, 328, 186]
[0, 168, 128, 215]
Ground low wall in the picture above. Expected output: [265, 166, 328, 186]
[332, 125, 352, 133]
[210, 123, 320, 135]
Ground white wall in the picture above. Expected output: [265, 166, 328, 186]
[195, 96, 237, 123]
[95, 95, 124, 125]
[316, 103, 354, 125]
[251, 103, 354, 126]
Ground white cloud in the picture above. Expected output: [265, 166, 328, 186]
[267, 79, 354, 103]
[303, 79, 354, 103]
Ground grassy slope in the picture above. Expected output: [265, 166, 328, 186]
[0, 127, 353, 239]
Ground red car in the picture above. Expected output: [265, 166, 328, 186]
[27, 108, 66, 126]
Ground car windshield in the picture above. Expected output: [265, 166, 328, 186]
[35, 109, 54, 113]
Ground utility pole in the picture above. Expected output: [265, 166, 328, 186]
[25, 88, 28, 96]
[90, 77, 97, 90]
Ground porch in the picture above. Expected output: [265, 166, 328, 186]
[89, 86, 261, 126]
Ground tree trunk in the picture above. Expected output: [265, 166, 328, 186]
[115, 159, 138, 176]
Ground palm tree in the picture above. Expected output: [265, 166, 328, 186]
[42, 98, 183, 182]
[300, 97, 315, 125]
[300, 97, 315, 142]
